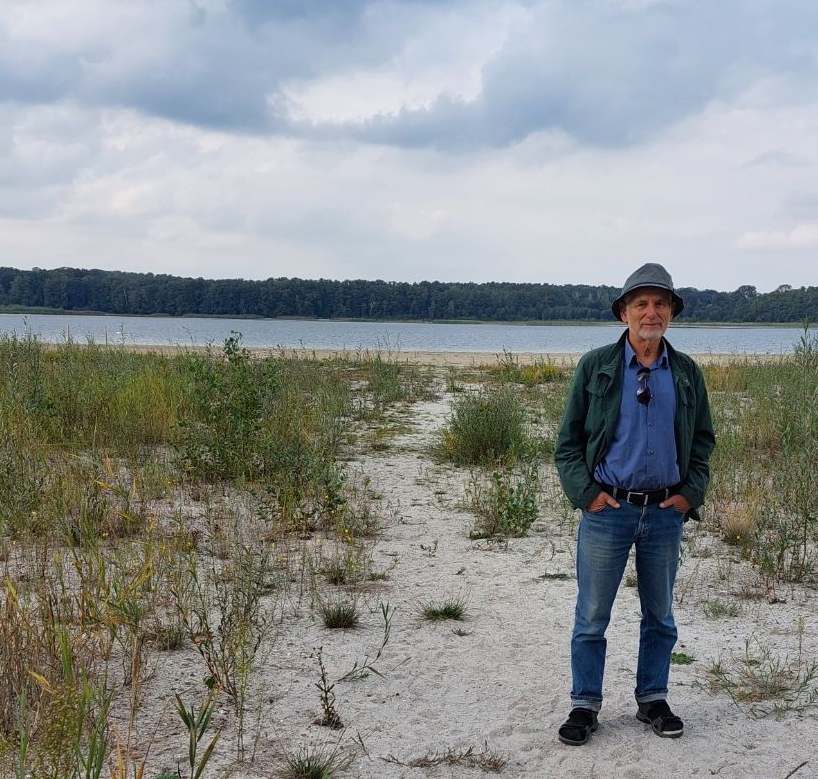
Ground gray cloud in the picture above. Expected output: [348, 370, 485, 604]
[0, 103, 104, 221]
[1, 0, 817, 148]
[228, 0, 455, 24]
[228, 0, 372, 24]
[0, 27, 83, 103]
[784, 192, 818, 217]
[742, 150, 815, 169]
[0, 2, 351, 130]
[336, 0, 818, 149]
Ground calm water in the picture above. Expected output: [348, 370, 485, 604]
[0, 313, 811, 355]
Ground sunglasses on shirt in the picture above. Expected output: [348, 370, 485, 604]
[636, 368, 652, 405]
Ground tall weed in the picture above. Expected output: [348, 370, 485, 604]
[438, 386, 530, 466]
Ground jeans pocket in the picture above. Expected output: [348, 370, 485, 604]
[586, 503, 618, 515]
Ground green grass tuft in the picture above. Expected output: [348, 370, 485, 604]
[318, 599, 361, 630]
[420, 596, 468, 622]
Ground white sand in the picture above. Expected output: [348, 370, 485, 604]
[127, 374, 818, 779]
[272, 348, 790, 367]
[121, 344, 793, 368]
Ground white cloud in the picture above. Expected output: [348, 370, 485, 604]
[736, 224, 818, 250]
[386, 203, 450, 240]
[283, 1, 521, 123]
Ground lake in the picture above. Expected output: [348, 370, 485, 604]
[0, 313, 811, 355]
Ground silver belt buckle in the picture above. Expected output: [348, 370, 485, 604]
[626, 490, 648, 506]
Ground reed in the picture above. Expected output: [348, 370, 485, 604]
[703, 327, 818, 584]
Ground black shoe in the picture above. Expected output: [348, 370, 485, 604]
[636, 700, 684, 738]
[558, 707, 599, 746]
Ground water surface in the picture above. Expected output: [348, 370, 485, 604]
[0, 314, 810, 355]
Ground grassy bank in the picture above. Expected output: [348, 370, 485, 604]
[0, 332, 439, 778]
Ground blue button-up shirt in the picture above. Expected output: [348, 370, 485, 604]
[594, 339, 681, 490]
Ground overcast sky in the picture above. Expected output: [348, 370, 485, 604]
[1, 0, 816, 292]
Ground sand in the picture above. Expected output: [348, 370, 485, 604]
[111, 343, 795, 368]
[121, 359, 818, 779]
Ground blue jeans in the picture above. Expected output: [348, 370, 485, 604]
[570, 502, 684, 712]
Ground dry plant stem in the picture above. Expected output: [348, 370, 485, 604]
[174, 538, 273, 761]
[109, 724, 149, 779]
[313, 647, 343, 730]
[784, 761, 809, 779]
[2, 568, 115, 779]
[383, 740, 507, 772]
[705, 622, 818, 718]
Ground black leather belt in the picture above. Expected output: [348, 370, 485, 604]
[599, 483, 680, 507]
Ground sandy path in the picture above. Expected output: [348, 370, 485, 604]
[174, 385, 817, 779]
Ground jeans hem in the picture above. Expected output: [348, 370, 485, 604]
[635, 692, 668, 705]
[570, 698, 602, 713]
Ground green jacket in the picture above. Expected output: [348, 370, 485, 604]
[554, 330, 715, 519]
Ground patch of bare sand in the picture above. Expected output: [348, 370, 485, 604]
[113, 343, 793, 368]
[147, 383, 817, 779]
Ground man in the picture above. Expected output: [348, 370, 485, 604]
[554, 262, 715, 746]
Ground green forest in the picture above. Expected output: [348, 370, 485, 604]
[0, 266, 814, 323]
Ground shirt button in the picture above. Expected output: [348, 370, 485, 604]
[649, 450, 654, 455]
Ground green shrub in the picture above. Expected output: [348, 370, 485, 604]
[469, 462, 540, 538]
[438, 386, 529, 466]
[176, 334, 351, 531]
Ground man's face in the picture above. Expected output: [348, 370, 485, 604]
[619, 287, 673, 345]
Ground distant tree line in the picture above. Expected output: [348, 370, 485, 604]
[0, 266, 815, 323]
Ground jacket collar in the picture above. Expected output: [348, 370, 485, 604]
[599, 330, 629, 378]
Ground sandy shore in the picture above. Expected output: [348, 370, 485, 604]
[263, 391, 815, 779]
[113, 344, 792, 367]
[275, 349, 792, 367]
[20, 339, 811, 778]
[117, 372, 816, 779]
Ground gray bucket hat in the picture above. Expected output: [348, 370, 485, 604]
[611, 262, 684, 319]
